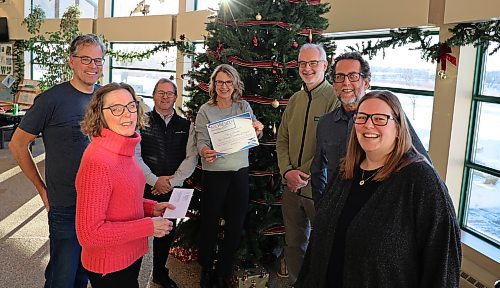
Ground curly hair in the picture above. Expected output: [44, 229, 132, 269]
[81, 82, 145, 137]
[208, 64, 244, 105]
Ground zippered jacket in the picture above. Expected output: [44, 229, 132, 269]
[276, 80, 337, 198]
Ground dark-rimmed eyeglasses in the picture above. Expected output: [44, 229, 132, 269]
[215, 80, 233, 87]
[102, 101, 139, 116]
[297, 60, 324, 68]
[333, 72, 365, 83]
[156, 91, 176, 98]
[353, 112, 395, 126]
[72, 55, 105, 66]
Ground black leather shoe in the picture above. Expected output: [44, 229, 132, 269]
[200, 269, 214, 288]
[153, 273, 178, 288]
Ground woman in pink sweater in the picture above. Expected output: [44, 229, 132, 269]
[76, 82, 175, 288]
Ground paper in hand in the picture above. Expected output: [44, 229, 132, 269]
[162, 188, 194, 219]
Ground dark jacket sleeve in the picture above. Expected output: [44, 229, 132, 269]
[311, 117, 328, 204]
[413, 162, 461, 288]
[406, 117, 432, 163]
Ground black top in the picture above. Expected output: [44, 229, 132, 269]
[19, 82, 97, 207]
[295, 158, 461, 288]
[326, 168, 381, 288]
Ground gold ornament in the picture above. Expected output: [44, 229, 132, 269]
[255, 13, 262, 21]
[438, 70, 447, 80]
[271, 99, 280, 108]
[308, 29, 313, 43]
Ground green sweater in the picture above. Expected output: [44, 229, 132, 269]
[276, 80, 338, 198]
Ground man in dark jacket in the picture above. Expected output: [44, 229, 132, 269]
[135, 78, 197, 288]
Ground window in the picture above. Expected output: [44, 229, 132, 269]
[109, 43, 177, 109]
[460, 44, 500, 247]
[194, 0, 221, 10]
[112, 0, 178, 17]
[30, 0, 98, 18]
[334, 33, 439, 150]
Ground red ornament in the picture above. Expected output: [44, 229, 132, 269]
[253, 33, 259, 47]
[193, 61, 200, 68]
[179, 34, 186, 41]
[272, 69, 277, 74]
[292, 41, 298, 48]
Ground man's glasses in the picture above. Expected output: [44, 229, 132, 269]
[353, 112, 395, 126]
[215, 80, 233, 87]
[332, 72, 365, 83]
[102, 101, 139, 116]
[297, 60, 324, 68]
[72, 55, 105, 66]
[156, 91, 176, 98]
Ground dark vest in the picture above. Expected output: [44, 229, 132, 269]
[140, 109, 191, 196]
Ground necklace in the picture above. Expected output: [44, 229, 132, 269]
[359, 167, 382, 186]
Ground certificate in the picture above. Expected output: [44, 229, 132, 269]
[207, 112, 259, 157]
[163, 188, 194, 219]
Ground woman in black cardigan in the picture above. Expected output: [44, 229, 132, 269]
[296, 90, 461, 288]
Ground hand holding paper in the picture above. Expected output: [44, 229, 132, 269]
[162, 188, 194, 219]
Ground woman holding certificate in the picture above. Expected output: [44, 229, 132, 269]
[195, 64, 263, 288]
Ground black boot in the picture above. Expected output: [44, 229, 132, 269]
[153, 268, 178, 288]
[200, 269, 215, 288]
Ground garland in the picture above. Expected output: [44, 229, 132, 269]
[351, 20, 500, 64]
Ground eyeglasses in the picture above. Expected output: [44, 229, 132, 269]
[156, 91, 176, 98]
[72, 55, 105, 66]
[215, 80, 233, 87]
[297, 60, 324, 68]
[353, 112, 395, 126]
[332, 72, 365, 83]
[102, 101, 139, 116]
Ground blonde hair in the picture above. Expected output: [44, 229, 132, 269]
[341, 90, 424, 181]
[208, 64, 244, 105]
[81, 82, 145, 137]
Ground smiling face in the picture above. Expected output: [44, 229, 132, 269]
[102, 89, 137, 137]
[215, 71, 234, 103]
[69, 43, 104, 92]
[334, 59, 370, 111]
[355, 98, 398, 160]
[298, 47, 328, 90]
[153, 81, 177, 116]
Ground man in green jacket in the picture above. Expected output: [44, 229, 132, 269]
[276, 43, 338, 282]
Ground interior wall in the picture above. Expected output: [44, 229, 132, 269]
[445, 0, 500, 23]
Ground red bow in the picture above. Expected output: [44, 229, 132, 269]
[438, 43, 457, 72]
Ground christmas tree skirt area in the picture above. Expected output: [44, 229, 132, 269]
[162, 256, 294, 287]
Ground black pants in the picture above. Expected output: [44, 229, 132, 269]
[144, 186, 177, 276]
[198, 168, 249, 277]
[86, 257, 142, 288]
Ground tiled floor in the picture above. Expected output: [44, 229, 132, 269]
[0, 138, 292, 287]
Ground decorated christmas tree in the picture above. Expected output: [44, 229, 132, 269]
[177, 0, 335, 263]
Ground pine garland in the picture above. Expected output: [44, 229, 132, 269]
[350, 20, 500, 62]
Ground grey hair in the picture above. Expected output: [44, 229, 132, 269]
[69, 34, 106, 56]
[299, 43, 327, 61]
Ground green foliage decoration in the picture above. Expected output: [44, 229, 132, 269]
[347, 20, 500, 62]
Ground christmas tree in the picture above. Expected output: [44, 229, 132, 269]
[178, 0, 335, 263]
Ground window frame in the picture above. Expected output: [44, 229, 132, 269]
[459, 44, 500, 248]
[108, 42, 177, 102]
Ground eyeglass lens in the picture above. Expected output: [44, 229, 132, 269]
[215, 80, 233, 86]
[298, 60, 322, 68]
[157, 91, 176, 97]
[353, 113, 391, 126]
[333, 72, 362, 83]
[74, 55, 105, 66]
[105, 101, 138, 116]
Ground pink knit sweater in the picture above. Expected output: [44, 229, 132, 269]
[76, 128, 157, 274]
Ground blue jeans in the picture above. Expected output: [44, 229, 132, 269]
[44, 206, 88, 288]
